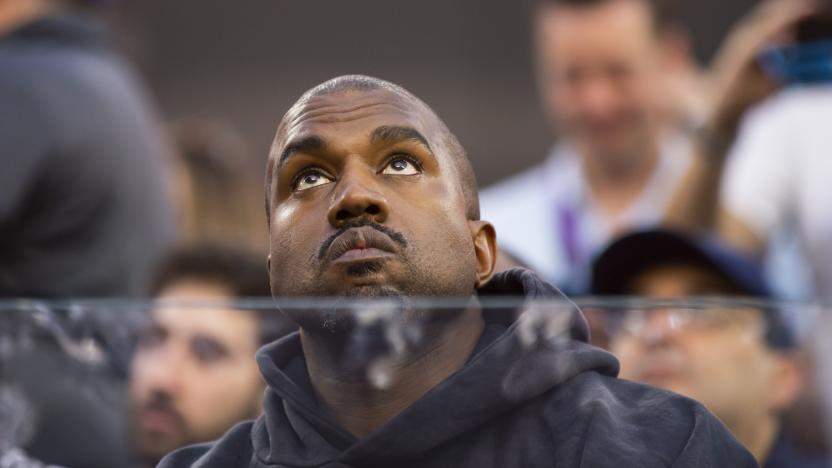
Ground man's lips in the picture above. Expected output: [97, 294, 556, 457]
[335, 247, 396, 263]
[638, 364, 680, 383]
[138, 406, 183, 435]
[325, 226, 400, 264]
[634, 355, 683, 384]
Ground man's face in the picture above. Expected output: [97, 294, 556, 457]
[535, 0, 668, 159]
[610, 264, 796, 432]
[267, 89, 482, 304]
[129, 281, 264, 463]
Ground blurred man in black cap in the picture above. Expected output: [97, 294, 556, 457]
[592, 228, 826, 467]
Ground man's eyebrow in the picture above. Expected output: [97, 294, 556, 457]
[278, 135, 327, 168]
[371, 125, 432, 152]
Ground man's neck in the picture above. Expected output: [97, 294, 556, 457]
[580, 136, 661, 223]
[0, 0, 60, 37]
[302, 307, 485, 438]
[729, 415, 780, 464]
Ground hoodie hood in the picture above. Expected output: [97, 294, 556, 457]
[252, 268, 620, 466]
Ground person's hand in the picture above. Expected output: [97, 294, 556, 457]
[705, 0, 819, 135]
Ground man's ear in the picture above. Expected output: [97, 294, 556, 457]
[468, 220, 497, 288]
[769, 351, 805, 413]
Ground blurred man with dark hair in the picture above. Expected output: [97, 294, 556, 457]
[481, 0, 700, 293]
[159, 75, 755, 467]
[0, 0, 174, 297]
[169, 119, 267, 251]
[592, 229, 826, 467]
[129, 242, 293, 467]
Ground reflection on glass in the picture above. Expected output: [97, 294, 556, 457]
[0, 298, 827, 467]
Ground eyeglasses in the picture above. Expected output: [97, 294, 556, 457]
[607, 307, 764, 339]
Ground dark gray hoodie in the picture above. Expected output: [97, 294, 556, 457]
[159, 269, 758, 467]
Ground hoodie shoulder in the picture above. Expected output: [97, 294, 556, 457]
[157, 421, 256, 468]
[551, 372, 758, 467]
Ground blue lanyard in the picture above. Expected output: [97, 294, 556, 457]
[556, 204, 582, 271]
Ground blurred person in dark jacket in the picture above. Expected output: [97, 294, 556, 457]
[159, 75, 756, 468]
[592, 228, 826, 467]
[129, 242, 293, 467]
[0, 0, 174, 297]
[0, 1, 173, 465]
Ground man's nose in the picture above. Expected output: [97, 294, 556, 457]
[139, 347, 185, 395]
[327, 161, 389, 227]
[577, 76, 620, 120]
[640, 310, 678, 345]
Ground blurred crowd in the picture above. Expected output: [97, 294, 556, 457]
[2, 0, 832, 466]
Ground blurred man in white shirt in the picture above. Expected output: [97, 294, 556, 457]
[481, 0, 698, 292]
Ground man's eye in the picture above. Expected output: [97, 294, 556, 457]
[382, 156, 420, 175]
[295, 170, 333, 191]
[137, 326, 166, 350]
[191, 336, 229, 364]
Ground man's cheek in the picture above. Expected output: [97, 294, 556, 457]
[271, 227, 311, 261]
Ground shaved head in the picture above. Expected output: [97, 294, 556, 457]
[264, 74, 497, 300]
[266, 75, 480, 222]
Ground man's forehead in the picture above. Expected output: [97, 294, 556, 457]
[151, 298, 258, 343]
[279, 89, 435, 148]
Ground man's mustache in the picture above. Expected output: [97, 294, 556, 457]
[317, 220, 407, 260]
[140, 391, 185, 429]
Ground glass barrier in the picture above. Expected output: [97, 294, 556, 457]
[0, 297, 828, 467]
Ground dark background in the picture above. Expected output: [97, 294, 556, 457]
[111, 0, 757, 186]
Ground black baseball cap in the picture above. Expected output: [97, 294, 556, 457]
[591, 229, 795, 349]
[591, 229, 769, 297]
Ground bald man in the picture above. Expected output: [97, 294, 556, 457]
[159, 76, 755, 468]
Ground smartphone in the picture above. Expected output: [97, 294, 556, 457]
[758, 12, 832, 85]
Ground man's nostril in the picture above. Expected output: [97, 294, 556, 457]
[366, 205, 381, 215]
[336, 209, 352, 221]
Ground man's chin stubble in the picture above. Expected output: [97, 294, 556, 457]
[344, 260, 386, 277]
[344, 284, 403, 298]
